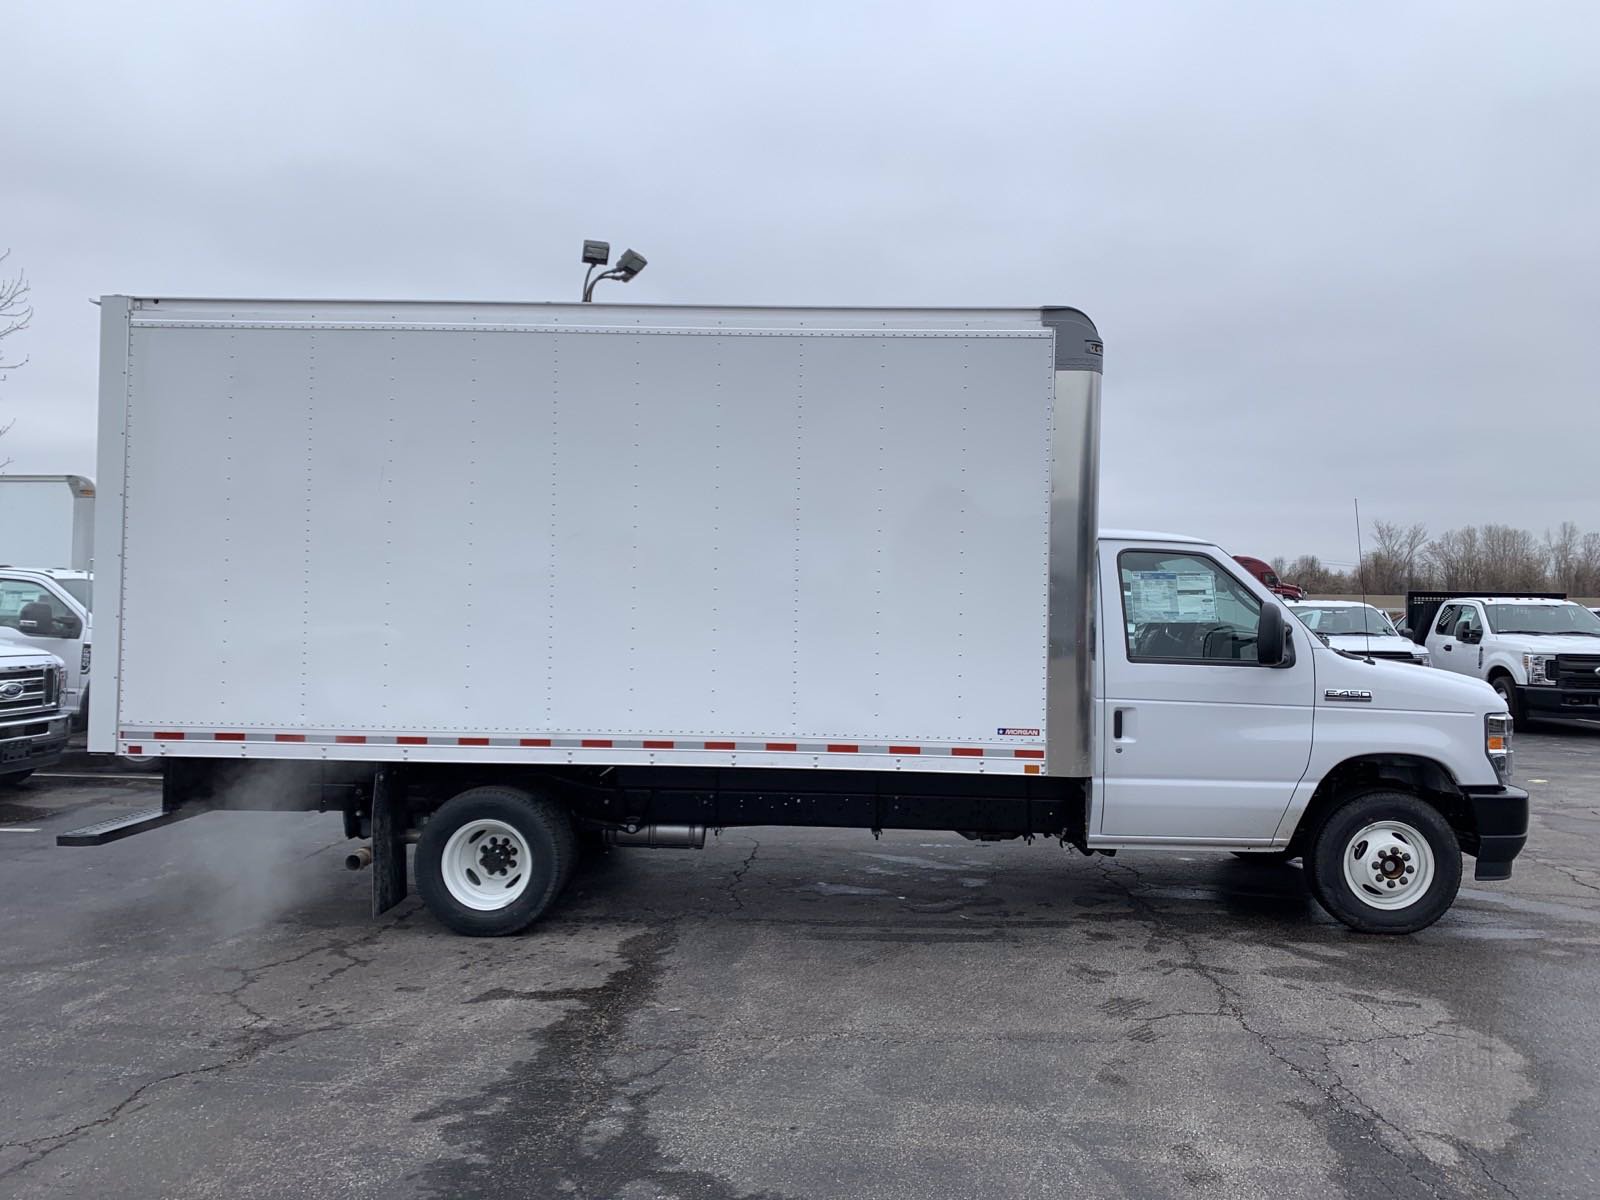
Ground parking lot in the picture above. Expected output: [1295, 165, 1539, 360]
[0, 724, 1593, 1200]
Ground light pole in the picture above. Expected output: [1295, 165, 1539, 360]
[580, 240, 648, 302]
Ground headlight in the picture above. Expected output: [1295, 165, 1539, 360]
[1486, 713, 1514, 781]
[1523, 653, 1557, 685]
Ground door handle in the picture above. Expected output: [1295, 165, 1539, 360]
[1442, 644, 1452, 652]
[1113, 709, 1124, 739]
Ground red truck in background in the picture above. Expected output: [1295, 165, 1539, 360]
[1234, 555, 1304, 600]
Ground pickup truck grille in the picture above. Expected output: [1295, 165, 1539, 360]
[1553, 655, 1600, 688]
[1365, 650, 1418, 662]
[0, 665, 55, 718]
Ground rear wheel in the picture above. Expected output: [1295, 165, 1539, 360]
[1305, 789, 1461, 934]
[415, 786, 577, 936]
[0, 769, 34, 787]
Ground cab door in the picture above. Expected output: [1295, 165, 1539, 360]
[1097, 543, 1316, 841]
[1427, 603, 1475, 676]
[0, 576, 84, 687]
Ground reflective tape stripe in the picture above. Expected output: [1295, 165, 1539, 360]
[117, 730, 1044, 759]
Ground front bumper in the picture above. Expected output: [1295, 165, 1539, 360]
[1519, 685, 1600, 715]
[1461, 783, 1530, 881]
[0, 716, 71, 776]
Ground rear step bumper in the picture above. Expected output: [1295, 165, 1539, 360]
[57, 805, 205, 846]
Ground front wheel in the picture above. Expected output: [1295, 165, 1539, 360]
[415, 786, 577, 936]
[1490, 675, 1522, 725]
[1305, 790, 1461, 934]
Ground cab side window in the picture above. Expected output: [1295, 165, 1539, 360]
[1434, 604, 1460, 637]
[0, 580, 74, 636]
[1119, 551, 1263, 663]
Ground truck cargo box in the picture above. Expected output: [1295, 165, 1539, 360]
[92, 299, 1101, 776]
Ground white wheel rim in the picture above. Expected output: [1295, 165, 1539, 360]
[1341, 820, 1435, 911]
[440, 818, 534, 911]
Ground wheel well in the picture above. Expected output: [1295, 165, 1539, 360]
[1290, 755, 1472, 853]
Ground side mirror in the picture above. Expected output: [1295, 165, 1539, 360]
[1257, 603, 1288, 666]
[1458, 626, 1480, 645]
[59, 614, 83, 639]
[17, 602, 53, 635]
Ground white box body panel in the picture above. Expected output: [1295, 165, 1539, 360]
[95, 300, 1099, 774]
[0, 476, 95, 571]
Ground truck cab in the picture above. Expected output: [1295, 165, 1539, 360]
[0, 568, 91, 729]
[1100, 534, 1524, 931]
[0, 640, 69, 785]
[1232, 554, 1303, 600]
[1423, 596, 1600, 722]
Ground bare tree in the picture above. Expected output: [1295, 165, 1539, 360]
[1478, 524, 1546, 589]
[1286, 554, 1352, 595]
[1360, 520, 1431, 592]
[1575, 532, 1600, 598]
[1545, 521, 1583, 592]
[1426, 526, 1482, 588]
[0, 249, 30, 468]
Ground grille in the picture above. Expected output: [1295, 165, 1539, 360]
[1364, 650, 1417, 662]
[1554, 655, 1600, 688]
[0, 666, 54, 718]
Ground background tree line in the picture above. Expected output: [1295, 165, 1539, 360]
[1272, 520, 1600, 597]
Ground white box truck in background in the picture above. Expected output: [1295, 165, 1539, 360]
[0, 474, 96, 571]
[64, 297, 1529, 936]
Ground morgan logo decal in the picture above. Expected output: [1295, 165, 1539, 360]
[1324, 689, 1373, 703]
[997, 727, 1042, 737]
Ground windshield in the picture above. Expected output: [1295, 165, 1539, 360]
[1290, 605, 1396, 636]
[1485, 603, 1600, 636]
[57, 577, 91, 612]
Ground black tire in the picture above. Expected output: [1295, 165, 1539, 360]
[1231, 850, 1295, 864]
[415, 786, 577, 937]
[1489, 673, 1522, 725]
[1305, 789, 1462, 934]
[0, 769, 34, 787]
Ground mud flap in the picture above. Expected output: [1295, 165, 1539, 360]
[372, 766, 408, 917]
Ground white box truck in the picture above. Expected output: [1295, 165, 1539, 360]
[64, 296, 1529, 935]
[0, 474, 96, 571]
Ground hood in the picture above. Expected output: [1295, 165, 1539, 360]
[1315, 645, 1501, 715]
[0, 635, 62, 664]
[1489, 634, 1600, 655]
[1324, 633, 1425, 657]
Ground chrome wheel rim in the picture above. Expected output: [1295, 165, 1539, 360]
[1342, 819, 1434, 910]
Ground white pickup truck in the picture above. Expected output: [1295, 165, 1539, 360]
[1412, 592, 1600, 723]
[1289, 601, 1432, 666]
[0, 567, 92, 728]
[0, 640, 69, 785]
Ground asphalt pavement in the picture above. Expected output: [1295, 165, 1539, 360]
[2, 724, 1598, 1199]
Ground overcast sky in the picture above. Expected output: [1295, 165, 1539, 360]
[5, 1, 1596, 565]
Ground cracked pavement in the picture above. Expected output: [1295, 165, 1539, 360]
[1, 723, 1598, 1198]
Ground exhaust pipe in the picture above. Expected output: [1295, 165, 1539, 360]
[345, 845, 374, 871]
[603, 824, 707, 850]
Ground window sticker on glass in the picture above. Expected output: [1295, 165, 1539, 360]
[1127, 571, 1217, 624]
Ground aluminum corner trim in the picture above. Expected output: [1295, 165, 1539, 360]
[1040, 307, 1103, 373]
